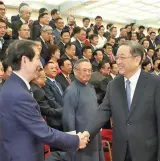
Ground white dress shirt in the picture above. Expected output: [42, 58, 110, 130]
[124, 68, 141, 103]
[13, 71, 31, 90]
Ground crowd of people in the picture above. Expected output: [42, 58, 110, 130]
[0, 1, 160, 161]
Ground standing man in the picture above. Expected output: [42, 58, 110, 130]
[62, 59, 104, 161]
[84, 41, 160, 161]
[0, 40, 88, 161]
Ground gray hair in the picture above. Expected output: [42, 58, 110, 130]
[20, 5, 32, 14]
[41, 25, 53, 32]
[74, 58, 90, 69]
[122, 40, 144, 64]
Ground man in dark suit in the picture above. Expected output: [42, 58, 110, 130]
[12, 5, 32, 39]
[56, 58, 75, 91]
[36, 25, 53, 63]
[58, 30, 70, 56]
[43, 62, 64, 107]
[73, 28, 86, 58]
[148, 31, 156, 50]
[84, 41, 160, 161]
[0, 40, 88, 161]
[31, 13, 50, 40]
[31, 69, 63, 131]
[53, 17, 64, 45]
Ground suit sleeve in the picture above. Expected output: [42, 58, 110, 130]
[33, 89, 62, 117]
[155, 80, 160, 160]
[62, 87, 78, 132]
[13, 93, 79, 152]
[86, 82, 111, 137]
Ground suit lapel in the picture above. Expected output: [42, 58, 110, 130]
[128, 70, 148, 118]
[116, 76, 128, 117]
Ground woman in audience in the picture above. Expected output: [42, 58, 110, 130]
[96, 25, 107, 49]
[49, 45, 61, 74]
[2, 59, 12, 81]
[142, 59, 152, 72]
[0, 60, 4, 91]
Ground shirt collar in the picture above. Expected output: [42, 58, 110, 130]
[13, 71, 30, 90]
[124, 68, 141, 85]
[47, 77, 55, 82]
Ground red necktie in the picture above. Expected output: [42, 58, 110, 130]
[66, 76, 71, 84]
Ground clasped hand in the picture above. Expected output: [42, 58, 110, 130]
[77, 131, 90, 149]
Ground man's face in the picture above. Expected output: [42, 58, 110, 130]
[147, 49, 154, 58]
[0, 4, 6, 18]
[42, 30, 53, 41]
[116, 45, 141, 78]
[18, 24, 30, 39]
[101, 63, 111, 76]
[153, 60, 160, 72]
[110, 28, 117, 38]
[94, 50, 103, 62]
[105, 45, 112, 54]
[67, 16, 75, 26]
[40, 14, 50, 25]
[111, 63, 118, 75]
[0, 61, 4, 81]
[143, 40, 149, 49]
[83, 19, 90, 28]
[91, 37, 99, 46]
[36, 70, 46, 87]
[21, 8, 31, 22]
[121, 29, 127, 37]
[45, 63, 57, 78]
[56, 19, 64, 30]
[78, 30, 86, 42]
[150, 33, 156, 40]
[61, 60, 72, 75]
[83, 49, 92, 60]
[95, 18, 102, 26]
[61, 32, 70, 43]
[66, 45, 76, 58]
[0, 22, 6, 37]
[24, 46, 42, 80]
[74, 62, 92, 83]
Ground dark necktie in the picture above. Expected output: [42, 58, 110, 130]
[126, 79, 131, 111]
[29, 87, 33, 97]
[53, 80, 63, 95]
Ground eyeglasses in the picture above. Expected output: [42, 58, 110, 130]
[115, 56, 133, 61]
[75, 68, 92, 73]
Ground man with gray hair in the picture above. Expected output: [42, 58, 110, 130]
[83, 41, 160, 161]
[12, 5, 32, 39]
[36, 25, 54, 63]
[62, 59, 104, 161]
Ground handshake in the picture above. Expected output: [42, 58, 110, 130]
[77, 131, 90, 149]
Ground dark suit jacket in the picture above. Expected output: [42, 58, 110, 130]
[73, 39, 83, 58]
[30, 83, 63, 130]
[36, 37, 51, 63]
[42, 77, 63, 106]
[12, 19, 23, 39]
[87, 70, 160, 161]
[149, 39, 156, 49]
[56, 73, 75, 92]
[11, 14, 20, 23]
[0, 73, 79, 161]
[31, 24, 42, 40]
[58, 41, 65, 56]
[92, 59, 99, 72]
[49, 19, 56, 30]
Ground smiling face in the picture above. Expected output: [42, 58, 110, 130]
[116, 45, 141, 78]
